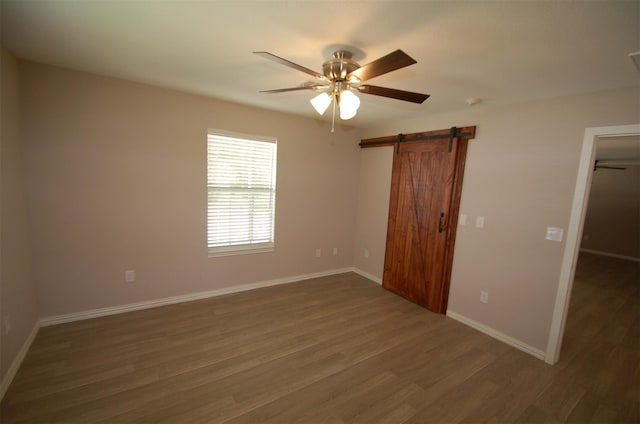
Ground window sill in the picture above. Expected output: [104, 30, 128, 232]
[208, 243, 274, 258]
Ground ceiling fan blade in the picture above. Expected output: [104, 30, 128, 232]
[259, 87, 315, 94]
[347, 49, 417, 82]
[594, 160, 627, 170]
[259, 83, 326, 94]
[358, 85, 430, 104]
[596, 165, 627, 170]
[254, 51, 325, 80]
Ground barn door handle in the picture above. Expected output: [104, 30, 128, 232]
[438, 212, 445, 233]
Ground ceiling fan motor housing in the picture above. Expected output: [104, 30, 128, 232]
[322, 50, 360, 82]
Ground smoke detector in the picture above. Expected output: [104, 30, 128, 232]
[465, 97, 482, 106]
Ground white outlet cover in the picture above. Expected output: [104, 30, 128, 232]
[475, 216, 485, 228]
[480, 291, 489, 304]
[458, 214, 467, 225]
[125, 270, 135, 283]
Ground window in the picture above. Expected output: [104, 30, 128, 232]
[207, 129, 277, 257]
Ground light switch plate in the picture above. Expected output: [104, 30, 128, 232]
[458, 214, 467, 225]
[475, 216, 485, 228]
[546, 227, 564, 242]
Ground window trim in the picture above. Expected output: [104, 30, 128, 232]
[207, 128, 277, 258]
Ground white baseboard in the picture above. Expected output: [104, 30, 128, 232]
[351, 273, 547, 361]
[351, 267, 383, 285]
[40, 267, 355, 327]
[579, 248, 640, 263]
[446, 310, 546, 361]
[1, 321, 39, 401]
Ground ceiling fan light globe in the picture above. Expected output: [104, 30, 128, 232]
[310, 92, 332, 115]
[339, 90, 360, 120]
[339, 107, 357, 120]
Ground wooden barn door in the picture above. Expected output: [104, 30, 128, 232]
[361, 127, 475, 313]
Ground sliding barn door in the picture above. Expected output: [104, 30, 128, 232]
[382, 135, 467, 313]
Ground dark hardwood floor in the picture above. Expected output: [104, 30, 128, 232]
[1, 252, 638, 423]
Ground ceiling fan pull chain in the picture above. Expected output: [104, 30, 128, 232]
[331, 96, 336, 133]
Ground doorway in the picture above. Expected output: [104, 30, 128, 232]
[546, 124, 640, 364]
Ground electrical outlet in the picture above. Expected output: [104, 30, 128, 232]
[458, 214, 467, 226]
[480, 291, 489, 304]
[475, 216, 485, 228]
[333, 247, 338, 256]
[125, 270, 135, 283]
[315, 248, 321, 258]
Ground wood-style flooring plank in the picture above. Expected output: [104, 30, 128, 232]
[1, 253, 638, 423]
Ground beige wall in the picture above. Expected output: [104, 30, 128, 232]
[0, 49, 39, 385]
[581, 164, 640, 259]
[356, 87, 640, 351]
[352, 146, 393, 281]
[11, 57, 640, 359]
[20, 61, 362, 318]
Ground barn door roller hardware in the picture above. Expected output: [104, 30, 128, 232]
[359, 126, 475, 148]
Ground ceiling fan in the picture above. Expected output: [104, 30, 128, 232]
[594, 160, 627, 171]
[254, 49, 429, 131]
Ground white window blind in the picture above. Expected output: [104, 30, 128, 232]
[207, 129, 277, 257]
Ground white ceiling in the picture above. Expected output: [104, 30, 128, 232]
[1, 1, 639, 128]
